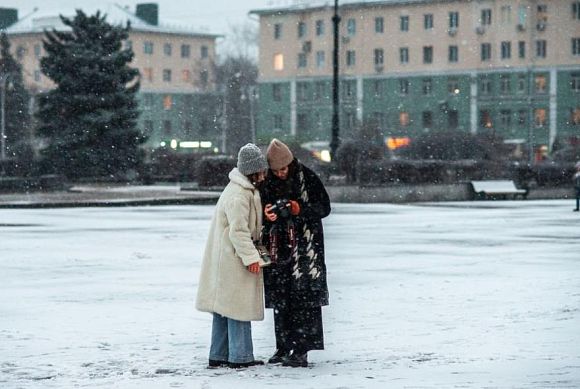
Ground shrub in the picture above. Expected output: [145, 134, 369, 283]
[197, 155, 236, 188]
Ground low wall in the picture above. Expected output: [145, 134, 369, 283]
[327, 183, 575, 203]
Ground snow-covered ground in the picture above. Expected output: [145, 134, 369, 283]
[1, 201, 579, 388]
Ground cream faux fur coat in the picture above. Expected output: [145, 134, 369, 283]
[195, 168, 266, 322]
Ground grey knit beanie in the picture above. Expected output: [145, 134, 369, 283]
[237, 143, 268, 176]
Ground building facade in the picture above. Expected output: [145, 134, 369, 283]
[3, 3, 222, 152]
[251, 0, 580, 154]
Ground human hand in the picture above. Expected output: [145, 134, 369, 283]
[247, 262, 260, 274]
[264, 204, 277, 222]
[289, 200, 300, 216]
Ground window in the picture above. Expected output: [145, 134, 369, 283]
[424, 14, 433, 30]
[343, 80, 356, 99]
[534, 108, 547, 127]
[182, 69, 191, 82]
[297, 113, 309, 132]
[200, 69, 209, 87]
[481, 9, 492, 25]
[316, 20, 324, 36]
[518, 110, 527, 126]
[480, 78, 492, 95]
[448, 45, 458, 62]
[518, 74, 527, 93]
[423, 46, 433, 64]
[274, 23, 282, 39]
[345, 112, 356, 130]
[374, 49, 384, 66]
[163, 95, 172, 110]
[346, 50, 356, 66]
[143, 120, 153, 136]
[375, 17, 384, 33]
[143, 67, 153, 82]
[34, 70, 41, 82]
[144, 95, 154, 109]
[571, 108, 580, 125]
[399, 112, 410, 127]
[144, 41, 153, 54]
[535, 74, 547, 93]
[400, 79, 409, 95]
[181, 95, 192, 110]
[201, 46, 209, 59]
[163, 69, 172, 82]
[274, 54, 284, 71]
[400, 15, 409, 31]
[297, 83, 309, 102]
[164, 43, 172, 56]
[400, 47, 409, 64]
[448, 110, 459, 129]
[298, 21, 306, 38]
[501, 5, 512, 24]
[422, 78, 432, 95]
[373, 80, 383, 97]
[298, 53, 307, 68]
[163, 120, 172, 135]
[480, 110, 493, 128]
[347, 18, 356, 35]
[519, 41, 526, 58]
[272, 84, 282, 101]
[500, 74, 511, 94]
[571, 73, 580, 92]
[500, 110, 512, 127]
[316, 51, 325, 68]
[481, 43, 492, 61]
[314, 81, 326, 100]
[273, 114, 283, 130]
[449, 11, 459, 29]
[573, 38, 580, 56]
[448, 77, 460, 94]
[501, 41, 511, 59]
[422, 111, 433, 128]
[181, 44, 191, 58]
[536, 40, 547, 58]
[34, 44, 41, 58]
[518, 5, 528, 25]
[574, 2, 580, 20]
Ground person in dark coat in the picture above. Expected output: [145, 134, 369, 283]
[260, 138, 331, 368]
[574, 162, 580, 212]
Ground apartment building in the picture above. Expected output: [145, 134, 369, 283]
[2, 3, 222, 151]
[250, 0, 580, 153]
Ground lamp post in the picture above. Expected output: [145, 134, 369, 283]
[0, 72, 12, 176]
[330, 0, 341, 161]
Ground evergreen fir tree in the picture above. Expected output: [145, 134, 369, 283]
[0, 32, 31, 159]
[37, 10, 143, 179]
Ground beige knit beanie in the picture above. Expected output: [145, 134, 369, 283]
[266, 138, 294, 170]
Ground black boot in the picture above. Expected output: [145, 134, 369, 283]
[268, 349, 290, 364]
[207, 359, 228, 369]
[282, 352, 308, 368]
[227, 360, 265, 369]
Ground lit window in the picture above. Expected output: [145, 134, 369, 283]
[182, 70, 191, 82]
[163, 95, 172, 110]
[571, 108, 580, 125]
[535, 74, 547, 93]
[274, 54, 284, 71]
[534, 108, 547, 126]
[399, 112, 410, 126]
[143, 67, 153, 82]
[480, 110, 493, 128]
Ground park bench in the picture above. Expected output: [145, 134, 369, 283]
[470, 180, 528, 200]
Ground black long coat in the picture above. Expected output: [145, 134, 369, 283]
[261, 159, 331, 309]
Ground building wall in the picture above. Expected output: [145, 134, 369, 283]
[8, 29, 222, 150]
[254, 0, 580, 149]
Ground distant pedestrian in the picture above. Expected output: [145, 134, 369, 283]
[260, 139, 331, 368]
[196, 143, 269, 369]
[573, 162, 580, 212]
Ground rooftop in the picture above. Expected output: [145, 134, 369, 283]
[3, 3, 221, 38]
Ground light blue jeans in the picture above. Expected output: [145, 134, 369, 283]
[209, 313, 255, 363]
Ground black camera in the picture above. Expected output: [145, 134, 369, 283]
[270, 198, 291, 219]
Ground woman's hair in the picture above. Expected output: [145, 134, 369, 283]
[246, 171, 264, 187]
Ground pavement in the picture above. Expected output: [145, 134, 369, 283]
[0, 184, 221, 208]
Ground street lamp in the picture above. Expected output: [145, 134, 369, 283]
[0, 72, 13, 176]
[330, 0, 341, 161]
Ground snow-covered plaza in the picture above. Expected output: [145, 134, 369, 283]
[1, 200, 579, 388]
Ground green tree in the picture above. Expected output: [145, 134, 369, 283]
[0, 32, 31, 159]
[37, 10, 143, 179]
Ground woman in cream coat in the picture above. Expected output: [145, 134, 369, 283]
[196, 143, 268, 369]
